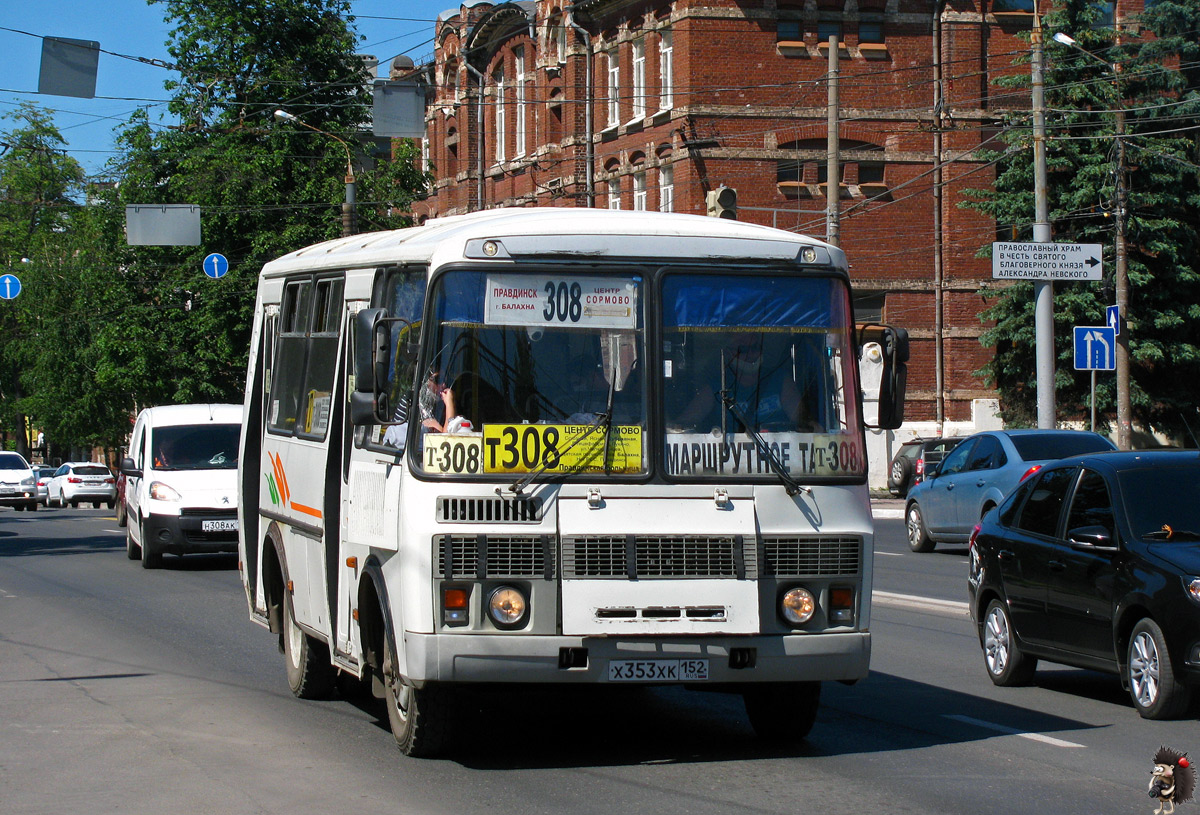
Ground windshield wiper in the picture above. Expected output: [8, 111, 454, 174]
[719, 393, 809, 496]
[506, 409, 613, 496]
[1143, 525, 1200, 541]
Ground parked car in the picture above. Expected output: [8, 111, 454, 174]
[968, 450, 1200, 719]
[888, 436, 964, 497]
[32, 465, 55, 506]
[46, 462, 117, 508]
[0, 451, 38, 511]
[905, 429, 1116, 552]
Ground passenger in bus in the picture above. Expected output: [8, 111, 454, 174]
[671, 332, 819, 434]
[418, 369, 471, 434]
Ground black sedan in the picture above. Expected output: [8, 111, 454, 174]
[967, 450, 1200, 719]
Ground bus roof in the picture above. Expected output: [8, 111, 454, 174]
[259, 208, 845, 277]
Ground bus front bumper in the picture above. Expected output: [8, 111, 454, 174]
[399, 631, 870, 686]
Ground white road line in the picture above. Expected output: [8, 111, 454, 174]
[0, 587, 15, 598]
[872, 590, 969, 617]
[876, 551, 904, 557]
[943, 714, 1086, 748]
[873, 509, 904, 519]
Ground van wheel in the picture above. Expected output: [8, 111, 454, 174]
[384, 633, 454, 758]
[743, 682, 821, 742]
[1128, 618, 1191, 719]
[140, 525, 162, 569]
[126, 526, 140, 560]
[282, 588, 335, 699]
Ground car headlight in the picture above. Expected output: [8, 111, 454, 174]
[1185, 576, 1200, 606]
[149, 481, 182, 501]
[20, 476, 34, 488]
[486, 586, 528, 629]
[781, 587, 816, 625]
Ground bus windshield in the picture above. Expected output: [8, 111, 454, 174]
[661, 273, 864, 480]
[412, 269, 646, 477]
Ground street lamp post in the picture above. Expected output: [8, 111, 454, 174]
[1052, 32, 1131, 449]
[274, 109, 357, 238]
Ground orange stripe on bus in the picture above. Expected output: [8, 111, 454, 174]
[290, 502, 323, 519]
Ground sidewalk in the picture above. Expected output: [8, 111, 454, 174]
[870, 496, 904, 519]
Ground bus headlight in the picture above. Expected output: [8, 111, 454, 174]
[781, 587, 816, 625]
[487, 586, 528, 629]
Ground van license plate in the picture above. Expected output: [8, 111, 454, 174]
[202, 519, 238, 532]
[608, 659, 708, 682]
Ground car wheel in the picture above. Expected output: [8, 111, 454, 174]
[906, 502, 936, 553]
[282, 588, 335, 700]
[890, 458, 912, 497]
[92, 502, 101, 509]
[1127, 618, 1192, 719]
[125, 525, 140, 561]
[27, 501, 37, 512]
[743, 682, 821, 742]
[69, 500, 78, 508]
[116, 500, 127, 527]
[383, 631, 455, 758]
[982, 600, 1037, 686]
[15, 505, 25, 512]
[140, 524, 162, 569]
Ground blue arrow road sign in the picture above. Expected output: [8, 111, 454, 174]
[1107, 304, 1120, 336]
[1074, 326, 1116, 371]
[203, 252, 229, 279]
[0, 273, 22, 300]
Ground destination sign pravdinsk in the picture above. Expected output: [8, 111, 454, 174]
[992, 242, 1103, 281]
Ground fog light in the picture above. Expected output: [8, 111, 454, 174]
[487, 586, 528, 629]
[443, 587, 469, 626]
[781, 587, 816, 625]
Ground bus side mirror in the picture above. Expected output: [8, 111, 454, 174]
[354, 308, 391, 394]
[875, 326, 909, 430]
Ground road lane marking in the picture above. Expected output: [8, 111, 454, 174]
[873, 508, 903, 519]
[876, 551, 904, 557]
[942, 714, 1086, 748]
[872, 590, 969, 617]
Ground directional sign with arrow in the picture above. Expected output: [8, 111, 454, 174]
[992, 242, 1103, 281]
[1074, 325, 1116, 371]
[1107, 304, 1120, 336]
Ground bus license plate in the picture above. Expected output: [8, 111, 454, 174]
[202, 519, 238, 532]
[608, 659, 708, 682]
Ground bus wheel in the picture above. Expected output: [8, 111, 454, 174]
[384, 636, 454, 758]
[743, 682, 821, 742]
[282, 588, 334, 699]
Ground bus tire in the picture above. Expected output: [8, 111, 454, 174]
[140, 525, 162, 569]
[743, 682, 821, 742]
[282, 588, 334, 699]
[384, 636, 454, 758]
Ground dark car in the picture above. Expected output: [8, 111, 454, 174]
[968, 450, 1200, 719]
[888, 436, 964, 497]
[905, 429, 1116, 552]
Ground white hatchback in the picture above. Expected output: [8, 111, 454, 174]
[47, 462, 117, 508]
[0, 452, 38, 511]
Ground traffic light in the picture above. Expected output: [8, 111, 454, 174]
[706, 186, 737, 219]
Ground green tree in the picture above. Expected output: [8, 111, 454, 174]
[966, 1, 1200, 440]
[0, 104, 88, 457]
[100, 0, 428, 408]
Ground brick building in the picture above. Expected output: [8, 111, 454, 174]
[410, 0, 1089, 441]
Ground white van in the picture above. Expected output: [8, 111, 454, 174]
[122, 404, 244, 568]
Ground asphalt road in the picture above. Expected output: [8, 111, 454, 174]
[1, 503, 1195, 815]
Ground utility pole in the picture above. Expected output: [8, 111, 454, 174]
[826, 35, 840, 246]
[1031, 15, 1055, 429]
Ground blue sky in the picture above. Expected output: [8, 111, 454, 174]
[0, 0, 441, 176]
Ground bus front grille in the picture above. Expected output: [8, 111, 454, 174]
[435, 534, 554, 579]
[760, 536, 862, 577]
[561, 535, 756, 579]
[437, 495, 543, 523]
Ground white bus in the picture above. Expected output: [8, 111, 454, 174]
[237, 208, 907, 757]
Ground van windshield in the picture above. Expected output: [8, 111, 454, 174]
[152, 424, 241, 470]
